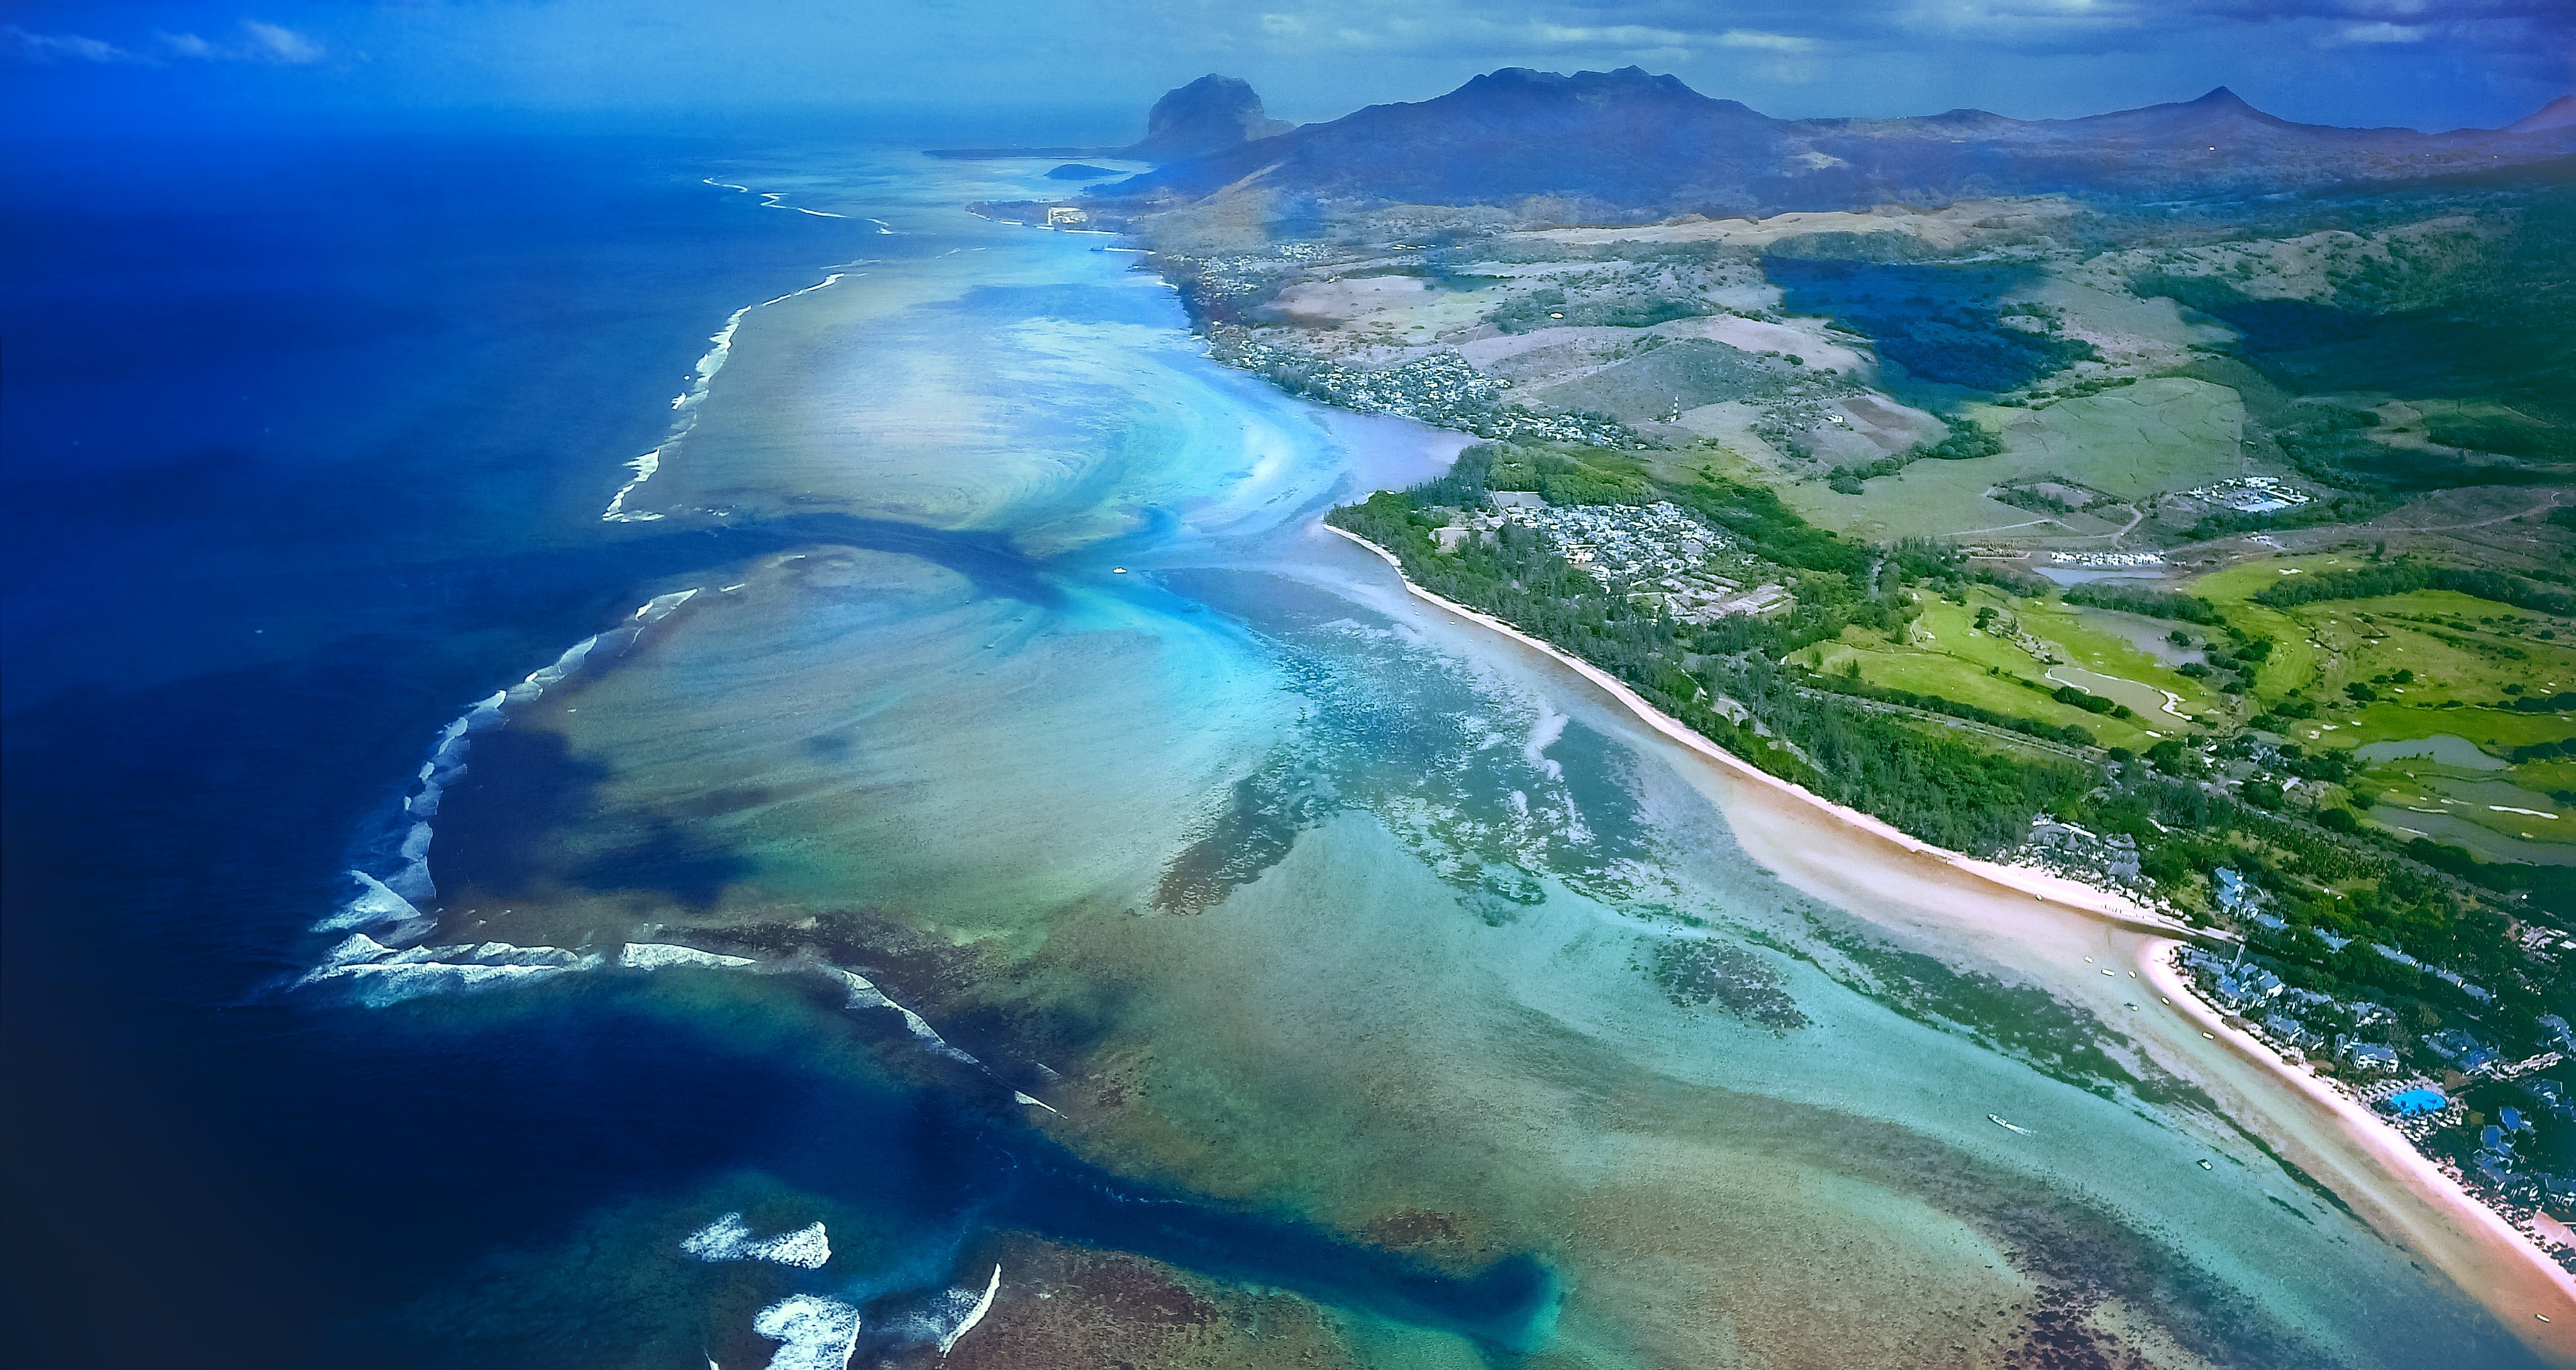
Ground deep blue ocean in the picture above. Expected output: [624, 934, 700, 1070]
[1, 127, 842, 1363]
[0, 128, 1542, 1367]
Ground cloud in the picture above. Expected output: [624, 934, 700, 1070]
[1529, 23, 1699, 48]
[157, 21, 330, 65]
[1715, 30, 1816, 52]
[241, 20, 328, 64]
[4, 26, 148, 64]
[2334, 20, 2429, 42]
[8, 18, 328, 68]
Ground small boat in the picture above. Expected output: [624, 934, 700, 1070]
[2199, 1159, 2213, 1170]
[1988, 1115, 2033, 1135]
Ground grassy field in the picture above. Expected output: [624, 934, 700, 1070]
[2185, 554, 2576, 859]
[1802, 589, 2202, 749]
[2187, 555, 2365, 697]
[2018, 601, 2227, 720]
[1782, 379, 2253, 540]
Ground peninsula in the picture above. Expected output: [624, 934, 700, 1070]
[1001, 66, 2576, 1356]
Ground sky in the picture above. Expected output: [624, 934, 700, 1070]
[5, 0, 2572, 138]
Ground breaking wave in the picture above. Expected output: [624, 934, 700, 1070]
[601, 264, 852, 522]
[300, 933, 601, 1008]
[882, 1264, 1002, 1356]
[318, 589, 701, 938]
[750, 1295, 863, 1370]
[682, 1213, 832, 1269]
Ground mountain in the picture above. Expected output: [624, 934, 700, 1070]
[1118, 75, 1293, 160]
[1102, 67, 2576, 218]
[2507, 95, 2576, 134]
[930, 74, 1289, 164]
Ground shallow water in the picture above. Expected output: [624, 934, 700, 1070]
[5, 136, 2546, 1367]
[388, 151, 2535, 1367]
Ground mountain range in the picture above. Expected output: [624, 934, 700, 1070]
[1097, 67, 2576, 219]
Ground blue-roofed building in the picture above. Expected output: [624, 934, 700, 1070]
[2541, 1013, 2574, 1054]
[2385, 1087, 2448, 1117]
[2424, 1028, 2498, 1071]
[2214, 867, 2257, 915]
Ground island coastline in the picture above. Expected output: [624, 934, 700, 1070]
[1319, 516, 2576, 1362]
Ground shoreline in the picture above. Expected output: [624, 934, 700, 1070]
[1320, 518, 2576, 1360]
[2140, 942, 2576, 1321]
[1319, 521, 2201, 934]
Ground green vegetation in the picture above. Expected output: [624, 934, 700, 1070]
[1193, 170, 2576, 1109]
[2252, 562, 2575, 616]
[1484, 447, 1652, 504]
[1829, 418, 2004, 493]
[2061, 582, 2222, 624]
[1489, 287, 1716, 333]
[1331, 448, 2090, 854]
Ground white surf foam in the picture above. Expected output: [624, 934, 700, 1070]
[752, 1296, 863, 1370]
[602, 271, 849, 522]
[316, 592, 702, 938]
[682, 1212, 832, 1269]
[299, 933, 601, 1008]
[1523, 708, 1569, 783]
[939, 1265, 1001, 1356]
[829, 967, 980, 1065]
[621, 942, 757, 971]
[885, 1265, 1002, 1356]
[318, 871, 423, 932]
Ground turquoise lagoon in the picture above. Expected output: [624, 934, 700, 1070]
[363, 150, 2540, 1369]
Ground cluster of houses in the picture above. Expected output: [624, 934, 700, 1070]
[2180, 475, 2312, 515]
[1437, 496, 1794, 623]
[2050, 549, 2166, 569]
[2011, 818, 2148, 892]
[2177, 936, 2574, 1264]
[1209, 333, 1633, 446]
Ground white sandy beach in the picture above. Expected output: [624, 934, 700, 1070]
[1321, 519, 2576, 1365]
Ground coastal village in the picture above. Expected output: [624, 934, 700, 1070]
[2178, 938, 2576, 1273]
[1206, 330, 1634, 447]
[1426, 494, 1794, 623]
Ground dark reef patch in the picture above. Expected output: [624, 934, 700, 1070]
[1150, 767, 1334, 915]
[1645, 935, 1808, 1029]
